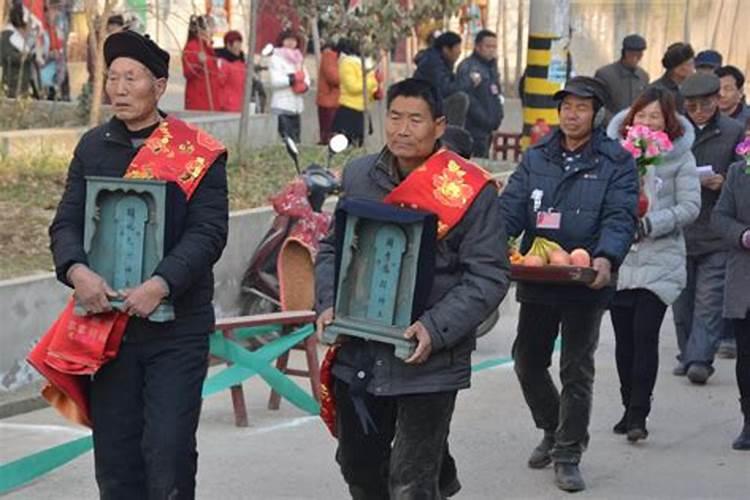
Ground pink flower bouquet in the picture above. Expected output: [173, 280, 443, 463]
[621, 125, 673, 217]
[736, 137, 750, 173]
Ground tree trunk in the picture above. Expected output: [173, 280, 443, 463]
[88, 0, 113, 128]
[515, 0, 524, 86]
[500, 0, 510, 94]
[361, 56, 369, 148]
[310, 16, 322, 72]
[239, 0, 260, 149]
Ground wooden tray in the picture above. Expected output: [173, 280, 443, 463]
[510, 264, 597, 285]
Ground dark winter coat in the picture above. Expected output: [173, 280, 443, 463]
[683, 111, 744, 256]
[315, 149, 510, 395]
[413, 47, 462, 100]
[712, 161, 750, 319]
[498, 128, 639, 306]
[594, 60, 649, 116]
[49, 116, 229, 338]
[650, 73, 684, 113]
[456, 52, 504, 148]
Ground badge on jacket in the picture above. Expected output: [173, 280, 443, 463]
[536, 211, 562, 230]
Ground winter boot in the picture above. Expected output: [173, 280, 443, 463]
[732, 398, 750, 451]
[527, 431, 555, 469]
[554, 463, 586, 492]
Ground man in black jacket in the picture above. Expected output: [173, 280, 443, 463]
[413, 31, 463, 101]
[651, 42, 695, 113]
[499, 76, 638, 493]
[49, 31, 228, 499]
[315, 79, 510, 499]
[457, 29, 504, 158]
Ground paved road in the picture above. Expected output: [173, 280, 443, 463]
[2, 297, 748, 499]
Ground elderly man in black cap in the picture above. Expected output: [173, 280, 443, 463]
[499, 76, 638, 493]
[48, 30, 228, 498]
[594, 34, 650, 117]
[651, 42, 696, 112]
[670, 72, 744, 384]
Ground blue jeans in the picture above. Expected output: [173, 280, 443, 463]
[672, 252, 727, 367]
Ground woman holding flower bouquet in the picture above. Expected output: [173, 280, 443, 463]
[606, 88, 701, 441]
[711, 138, 750, 450]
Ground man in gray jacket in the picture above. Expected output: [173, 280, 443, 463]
[672, 72, 745, 383]
[594, 34, 649, 118]
[315, 78, 510, 499]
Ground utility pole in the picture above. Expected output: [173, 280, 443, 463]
[238, 0, 260, 149]
[521, 0, 570, 149]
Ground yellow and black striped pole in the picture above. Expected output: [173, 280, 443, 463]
[521, 0, 570, 150]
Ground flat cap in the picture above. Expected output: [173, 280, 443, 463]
[622, 34, 647, 52]
[104, 30, 170, 79]
[553, 76, 609, 107]
[695, 49, 723, 69]
[680, 72, 721, 98]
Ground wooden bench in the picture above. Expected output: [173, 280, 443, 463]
[492, 131, 522, 162]
[206, 311, 319, 427]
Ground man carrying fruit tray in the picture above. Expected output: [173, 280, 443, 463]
[499, 76, 639, 493]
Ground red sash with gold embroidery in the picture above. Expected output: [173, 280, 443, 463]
[384, 149, 494, 239]
[27, 117, 226, 427]
[319, 149, 494, 438]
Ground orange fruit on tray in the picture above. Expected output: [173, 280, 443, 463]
[570, 248, 591, 267]
[522, 255, 545, 267]
[548, 249, 571, 266]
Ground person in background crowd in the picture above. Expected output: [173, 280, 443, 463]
[606, 87, 700, 442]
[499, 76, 638, 493]
[183, 15, 225, 111]
[316, 41, 341, 145]
[712, 147, 750, 451]
[672, 72, 745, 383]
[268, 29, 309, 143]
[331, 39, 381, 148]
[1, 4, 35, 98]
[413, 31, 463, 100]
[215, 30, 246, 112]
[651, 42, 695, 113]
[595, 34, 650, 118]
[456, 29, 504, 158]
[694, 49, 723, 73]
[87, 14, 126, 85]
[716, 65, 750, 133]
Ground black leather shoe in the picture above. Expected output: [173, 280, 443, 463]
[527, 433, 555, 469]
[554, 463, 586, 492]
[732, 422, 750, 450]
[613, 411, 628, 435]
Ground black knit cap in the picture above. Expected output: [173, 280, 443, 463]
[104, 30, 170, 79]
[662, 42, 695, 71]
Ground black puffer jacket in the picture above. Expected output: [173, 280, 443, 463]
[49, 116, 229, 337]
[413, 47, 461, 99]
[499, 128, 639, 306]
[315, 149, 510, 395]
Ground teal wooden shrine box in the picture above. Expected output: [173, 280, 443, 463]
[80, 176, 174, 322]
[322, 199, 437, 359]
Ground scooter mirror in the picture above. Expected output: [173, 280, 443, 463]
[261, 43, 275, 57]
[285, 136, 299, 157]
[328, 134, 349, 154]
